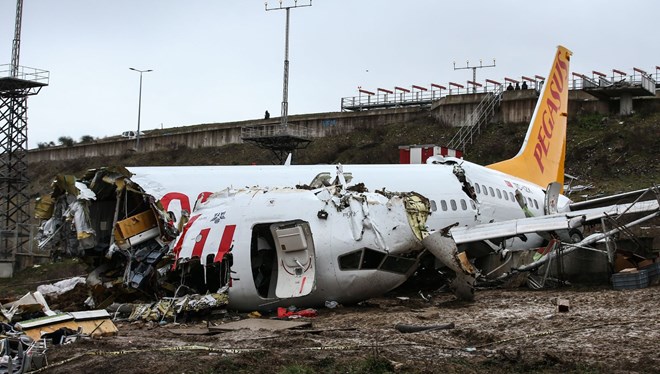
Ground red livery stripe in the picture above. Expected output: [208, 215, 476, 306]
[215, 225, 237, 262]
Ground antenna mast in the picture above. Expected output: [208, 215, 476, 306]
[453, 59, 496, 93]
[241, 0, 313, 165]
[11, 0, 23, 77]
[265, 0, 312, 127]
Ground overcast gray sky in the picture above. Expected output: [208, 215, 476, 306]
[2, 0, 659, 149]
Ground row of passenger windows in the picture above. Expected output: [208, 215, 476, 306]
[438, 198, 476, 212]
[474, 183, 540, 210]
[434, 185, 541, 212]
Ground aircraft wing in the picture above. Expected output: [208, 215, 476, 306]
[449, 200, 659, 245]
[569, 186, 658, 211]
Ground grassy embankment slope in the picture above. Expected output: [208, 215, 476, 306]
[29, 111, 658, 198]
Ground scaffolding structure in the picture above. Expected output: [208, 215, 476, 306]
[0, 0, 49, 274]
[0, 65, 48, 266]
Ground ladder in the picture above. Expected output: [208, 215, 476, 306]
[447, 85, 504, 153]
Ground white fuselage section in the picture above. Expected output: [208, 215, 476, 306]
[129, 160, 570, 309]
[130, 159, 567, 235]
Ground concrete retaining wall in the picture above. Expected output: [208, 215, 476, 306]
[28, 92, 657, 162]
[28, 108, 426, 162]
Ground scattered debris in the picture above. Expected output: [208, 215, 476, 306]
[324, 301, 339, 309]
[0, 292, 55, 323]
[0, 336, 48, 373]
[395, 322, 455, 333]
[40, 327, 80, 345]
[209, 319, 311, 332]
[611, 269, 649, 290]
[15, 310, 117, 341]
[112, 293, 229, 323]
[277, 307, 318, 319]
[36, 277, 86, 298]
[556, 298, 570, 313]
[166, 328, 221, 336]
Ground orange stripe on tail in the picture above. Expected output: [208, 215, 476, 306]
[487, 46, 572, 190]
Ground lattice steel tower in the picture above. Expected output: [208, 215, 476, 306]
[0, 0, 48, 265]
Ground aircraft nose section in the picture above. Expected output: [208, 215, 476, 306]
[422, 231, 476, 301]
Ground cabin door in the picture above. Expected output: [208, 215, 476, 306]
[544, 182, 562, 215]
[270, 221, 316, 298]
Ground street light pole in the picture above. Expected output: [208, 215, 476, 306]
[129, 67, 152, 151]
[265, 1, 312, 128]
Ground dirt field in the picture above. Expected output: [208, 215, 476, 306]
[35, 285, 659, 374]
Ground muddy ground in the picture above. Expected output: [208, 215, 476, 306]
[35, 284, 659, 374]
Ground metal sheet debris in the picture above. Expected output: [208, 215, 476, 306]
[0, 292, 55, 323]
[15, 309, 118, 340]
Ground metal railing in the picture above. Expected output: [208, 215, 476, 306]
[447, 85, 504, 153]
[340, 81, 515, 112]
[570, 71, 656, 93]
[241, 123, 309, 139]
[342, 67, 659, 112]
[0, 64, 50, 85]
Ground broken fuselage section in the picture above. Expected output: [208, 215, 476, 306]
[172, 184, 431, 311]
[35, 168, 432, 311]
[36, 167, 179, 305]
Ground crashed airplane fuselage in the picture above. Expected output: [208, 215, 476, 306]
[172, 185, 430, 311]
[34, 45, 659, 311]
[35, 167, 433, 311]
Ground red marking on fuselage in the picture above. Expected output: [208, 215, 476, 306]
[214, 225, 236, 262]
[197, 192, 213, 204]
[191, 228, 211, 259]
[299, 276, 307, 295]
[171, 214, 201, 268]
[161, 192, 191, 214]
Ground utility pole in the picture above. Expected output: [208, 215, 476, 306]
[242, 1, 313, 164]
[129, 68, 152, 151]
[265, 0, 312, 128]
[453, 59, 496, 93]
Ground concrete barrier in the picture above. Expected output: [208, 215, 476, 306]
[28, 108, 427, 162]
[28, 92, 655, 162]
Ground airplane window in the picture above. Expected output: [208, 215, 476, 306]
[534, 199, 539, 209]
[470, 200, 476, 209]
[482, 185, 488, 195]
[504, 191, 509, 201]
[430, 200, 437, 212]
[475, 184, 481, 194]
[496, 189, 502, 199]
[509, 192, 515, 201]
[528, 197, 533, 206]
[338, 250, 361, 270]
[362, 248, 386, 269]
[460, 199, 467, 210]
[488, 187, 495, 196]
[380, 255, 417, 274]
[441, 200, 447, 211]
[450, 200, 457, 211]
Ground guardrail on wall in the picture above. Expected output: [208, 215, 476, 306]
[342, 67, 659, 112]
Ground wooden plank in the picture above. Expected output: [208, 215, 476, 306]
[209, 319, 311, 332]
[167, 328, 220, 336]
